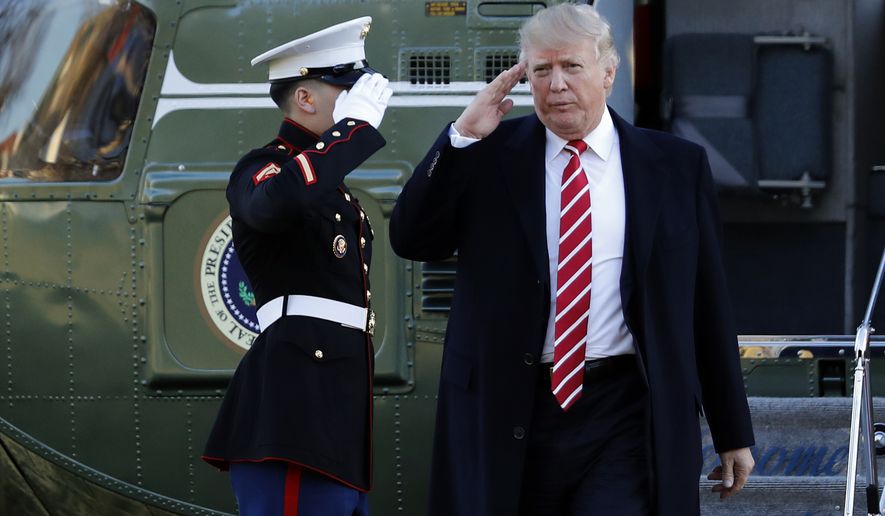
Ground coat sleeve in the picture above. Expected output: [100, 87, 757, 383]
[692, 148, 755, 454]
[389, 123, 476, 261]
[227, 118, 385, 233]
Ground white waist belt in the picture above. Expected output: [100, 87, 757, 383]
[256, 295, 374, 335]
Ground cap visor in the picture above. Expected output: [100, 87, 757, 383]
[320, 66, 380, 86]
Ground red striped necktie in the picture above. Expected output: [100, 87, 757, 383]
[552, 139, 591, 411]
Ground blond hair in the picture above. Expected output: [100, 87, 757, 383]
[519, 3, 620, 89]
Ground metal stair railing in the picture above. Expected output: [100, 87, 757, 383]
[845, 246, 885, 516]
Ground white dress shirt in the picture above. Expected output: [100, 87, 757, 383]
[540, 108, 634, 362]
[449, 107, 635, 363]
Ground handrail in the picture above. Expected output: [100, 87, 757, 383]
[845, 246, 885, 515]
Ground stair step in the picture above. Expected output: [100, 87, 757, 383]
[700, 479, 875, 515]
[698, 397, 885, 514]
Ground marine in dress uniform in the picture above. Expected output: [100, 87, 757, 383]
[202, 17, 392, 516]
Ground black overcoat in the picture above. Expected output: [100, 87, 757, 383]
[203, 117, 385, 491]
[389, 110, 754, 515]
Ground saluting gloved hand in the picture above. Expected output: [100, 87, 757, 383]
[333, 73, 393, 129]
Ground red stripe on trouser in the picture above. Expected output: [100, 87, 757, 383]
[284, 464, 302, 516]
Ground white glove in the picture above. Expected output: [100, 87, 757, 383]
[332, 73, 393, 129]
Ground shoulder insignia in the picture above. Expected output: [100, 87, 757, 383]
[252, 162, 281, 185]
[294, 152, 317, 185]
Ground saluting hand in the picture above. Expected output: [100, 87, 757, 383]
[708, 447, 755, 500]
[454, 62, 526, 139]
[333, 73, 393, 129]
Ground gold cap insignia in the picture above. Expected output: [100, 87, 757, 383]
[360, 24, 371, 39]
[300, 67, 309, 76]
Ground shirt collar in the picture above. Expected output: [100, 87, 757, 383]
[545, 106, 616, 164]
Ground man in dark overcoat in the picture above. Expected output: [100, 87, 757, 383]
[389, 4, 754, 515]
[202, 17, 392, 516]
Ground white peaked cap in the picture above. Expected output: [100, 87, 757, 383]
[251, 16, 373, 82]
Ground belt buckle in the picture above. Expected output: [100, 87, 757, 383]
[366, 310, 376, 336]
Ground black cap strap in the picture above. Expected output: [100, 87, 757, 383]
[271, 60, 370, 84]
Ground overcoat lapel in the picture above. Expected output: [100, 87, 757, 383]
[496, 110, 668, 317]
[501, 114, 550, 285]
[611, 109, 668, 318]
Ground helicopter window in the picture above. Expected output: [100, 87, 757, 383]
[0, 1, 155, 182]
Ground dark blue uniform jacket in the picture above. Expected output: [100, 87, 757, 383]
[203, 117, 385, 492]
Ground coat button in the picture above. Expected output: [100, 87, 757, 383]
[360, 237, 366, 248]
[315, 142, 325, 150]
[344, 193, 351, 201]
[523, 353, 534, 365]
[332, 130, 341, 137]
[335, 213, 341, 222]
[366, 290, 372, 300]
[360, 211, 365, 221]
[277, 145, 286, 151]
[363, 263, 369, 273]
[513, 426, 526, 440]
[314, 350, 324, 359]
[347, 120, 356, 126]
